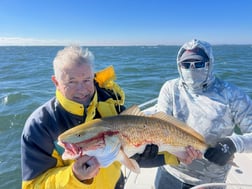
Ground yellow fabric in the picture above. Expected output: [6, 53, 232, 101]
[52, 149, 65, 167]
[97, 99, 119, 117]
[51, 149, 74, 168]
[95, 65, 125, 106]
[110, 81, 125, 106]
[160, 151, 180, 166]
[22, 162, 122, 189]
[95, 65, 116, 87]
[56, 90, 84, 116]
[23, 148, 122, 188]
[56, 90, 99, 122]
[85, 92, 98, 122]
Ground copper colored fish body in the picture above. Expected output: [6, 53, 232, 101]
[58, 105, 207, 173]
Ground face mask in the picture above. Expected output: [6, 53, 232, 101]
[180, 68, 208, 89]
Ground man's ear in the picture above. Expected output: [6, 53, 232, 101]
[51, 75, 59, 87]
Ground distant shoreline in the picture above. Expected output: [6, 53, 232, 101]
[0, 44, 252, 47]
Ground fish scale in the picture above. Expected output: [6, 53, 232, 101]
[102, 115, 205, 149]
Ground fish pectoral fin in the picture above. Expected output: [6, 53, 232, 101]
[127, 158, 140, 174]
[62, 152, 70, 160]
[62, 152, 78, 160]
[117, 149, 140, 174]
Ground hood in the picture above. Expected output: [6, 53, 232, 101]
[177, 39, 215, 92]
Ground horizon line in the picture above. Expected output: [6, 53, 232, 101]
[1, 43, 252, 47]
[1, 37, 252, 46]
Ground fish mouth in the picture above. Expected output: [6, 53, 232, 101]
[59, 141, 82, 159]
[59, 140, 104, 160]
[58, 130, 121, 160]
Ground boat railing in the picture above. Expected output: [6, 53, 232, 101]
[191, 183, 252, 189]
[138, 98, 158, 114]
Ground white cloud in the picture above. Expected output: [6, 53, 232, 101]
[0, 36, 181, 46]
[0, 37, 133, 46]
[0, 37, 69, 46]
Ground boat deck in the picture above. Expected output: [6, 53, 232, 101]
[124, 153, 252, 189]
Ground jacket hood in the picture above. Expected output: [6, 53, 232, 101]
[177, 39, 215, 92]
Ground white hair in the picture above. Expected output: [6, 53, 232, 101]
[53, 45, 95, 80]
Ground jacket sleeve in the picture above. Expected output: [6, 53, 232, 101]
[21, 132, 122, 189]
[21, 125, 91, 189]
[22, 161, 123, 189]
[20, 106, 97, 189]
[21, 97, 124, 189]
[22, 163, 92, 189]
[157, 80, 176, 114]
[228, 85, 252, 153]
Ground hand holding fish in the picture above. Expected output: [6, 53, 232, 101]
[204, 138, 236, 166]
[131, 144, 159, 163]
[72, 155, 100, 182]
[178, 146, 203, 164]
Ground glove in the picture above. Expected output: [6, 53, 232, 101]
[131, 144, 159, 163]
[204, 138, 236, 166]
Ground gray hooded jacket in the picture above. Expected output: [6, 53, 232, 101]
[157, 39, 252, 185]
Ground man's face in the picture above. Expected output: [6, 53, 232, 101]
[52, 63, 95, 106]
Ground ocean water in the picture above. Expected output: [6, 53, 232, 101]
[0, 45, 252, 188]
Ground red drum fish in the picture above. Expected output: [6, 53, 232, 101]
[58, 105, 207, 173]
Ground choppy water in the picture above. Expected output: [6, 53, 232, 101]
[0, 45, 252, 188]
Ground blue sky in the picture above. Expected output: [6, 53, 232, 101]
[0, 0, 252, 45]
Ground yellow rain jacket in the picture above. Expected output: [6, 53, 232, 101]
[21, 66, 126, 189]
[21, 66, 179, 189]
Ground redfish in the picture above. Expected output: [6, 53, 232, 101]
[58, 105, 207, 173]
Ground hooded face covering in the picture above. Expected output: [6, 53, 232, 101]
[177, 39, 214, 92]
[180, 67, 209, 89]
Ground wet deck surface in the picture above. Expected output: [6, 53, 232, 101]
[124, 153, 252, 189]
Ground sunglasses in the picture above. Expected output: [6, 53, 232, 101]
[180, 61, 208, 69]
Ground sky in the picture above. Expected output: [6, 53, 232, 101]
[0, 0, 252, 46]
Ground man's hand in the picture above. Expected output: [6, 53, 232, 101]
[72, 155, 100, 182]
[204, 138, 236, 166]
[131, 144, 159, 163]
[179, 146, 203, 164]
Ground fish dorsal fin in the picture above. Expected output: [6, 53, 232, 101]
[152, 112, 205, 143]
[120, 105, 146, 116]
